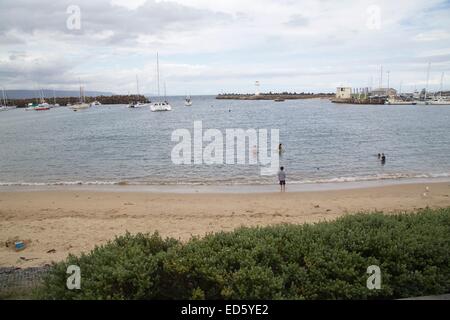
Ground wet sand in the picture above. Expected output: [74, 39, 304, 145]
[1, 181, 449, 267]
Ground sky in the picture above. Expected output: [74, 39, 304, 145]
[1, 0, 450, 95]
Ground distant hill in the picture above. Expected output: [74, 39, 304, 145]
[3, 90, 114, 99]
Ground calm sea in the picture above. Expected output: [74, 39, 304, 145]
[1, 96, 450, 187]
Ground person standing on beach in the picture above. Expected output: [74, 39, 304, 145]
[278, 167, 286, 192]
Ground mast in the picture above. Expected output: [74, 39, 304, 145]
[53, 88, 56, 104]
[425, 62, 431, 100]
[34, 85, 39, 104]
[78, 78, 82, 103]
[379, 65, 383, 88]
[156, 52, 160, 100]
[136, 74, 140, 96]
[2, 87, 6, 106]
[440, 72, 444, 98]
[387, 70, 390, 94]
[164, 81, 167, 101]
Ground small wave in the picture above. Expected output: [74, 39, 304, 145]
[0, 172, 449, 187]
[0, 181, 117, 187]
[288, 172, 450, 185]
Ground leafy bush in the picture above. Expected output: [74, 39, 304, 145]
[37, 207, 450, 300]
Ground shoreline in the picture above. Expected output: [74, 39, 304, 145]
[1, 176, 450, 193]
[1, 181, 449, 268]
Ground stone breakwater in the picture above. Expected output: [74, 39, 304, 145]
[216, 94, 333, 100]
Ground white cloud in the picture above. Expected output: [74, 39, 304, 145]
[110, 0, 147, 10]
[0, 0, 450, 94]
[414, 30, 450, 42]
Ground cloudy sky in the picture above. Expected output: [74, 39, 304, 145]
[1, 0, 450, 95]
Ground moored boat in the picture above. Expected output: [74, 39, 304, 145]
[34, 105, 51, 111]
[425, 98, 450, 105]
[385, 97, 416, 105]
[128, 101, 149, 108]
[70, 83, 91, 111]
[150, 53, 172, 112]
[150, 101, 172, 111]
[70, 103, 90, 111]
[90, 101, 102, 107]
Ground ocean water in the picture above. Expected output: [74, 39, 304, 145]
[0, 96, 450, 186]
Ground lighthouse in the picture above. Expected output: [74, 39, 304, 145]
[255, 81, 260, 96]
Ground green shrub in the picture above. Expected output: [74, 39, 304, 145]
[37, 207, 450, 300]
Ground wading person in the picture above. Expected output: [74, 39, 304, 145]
[278, 166, 286, 192]
[278, 143, 283, 154]
[381, 153, 386, 165]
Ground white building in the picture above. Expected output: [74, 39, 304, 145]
[336, 87, 352, 99]
[255, 81, 260, 96]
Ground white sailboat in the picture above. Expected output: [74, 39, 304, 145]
[0, 87, 17, 111]
[70, 83, 90, 111]
[128, 75, 150, 108]
[150, 53, 172, 112]
[52, 89, 60, 107]
[426, 72, 450, 105]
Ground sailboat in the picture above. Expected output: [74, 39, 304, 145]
[33, 89, 51, 111]
[52, 89, 60, 107]
[0, 88, 16, 111]
[427, 72, 450, 105]
[150, 53, 172, 112]
[0, 87, 5, 111]
[128, 75, 150, 108]
[70, 83, 90, 111]
[184, 95, 192, 106]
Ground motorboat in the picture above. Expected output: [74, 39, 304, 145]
[385, 97, 416, 105]
[70, 103, 90, 111]
[150, 101, 172, 111]
[128, 102, 150, 108]
[90, 101, 102, 107]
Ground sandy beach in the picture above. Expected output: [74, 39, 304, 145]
[1, 181, 450, 268]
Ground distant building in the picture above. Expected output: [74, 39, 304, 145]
[336, 87, 352, 99]
[255, 81, 260, 96]
[370, 88, 397, 97]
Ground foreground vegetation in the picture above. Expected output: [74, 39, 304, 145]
[37, 208, 450, 300]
